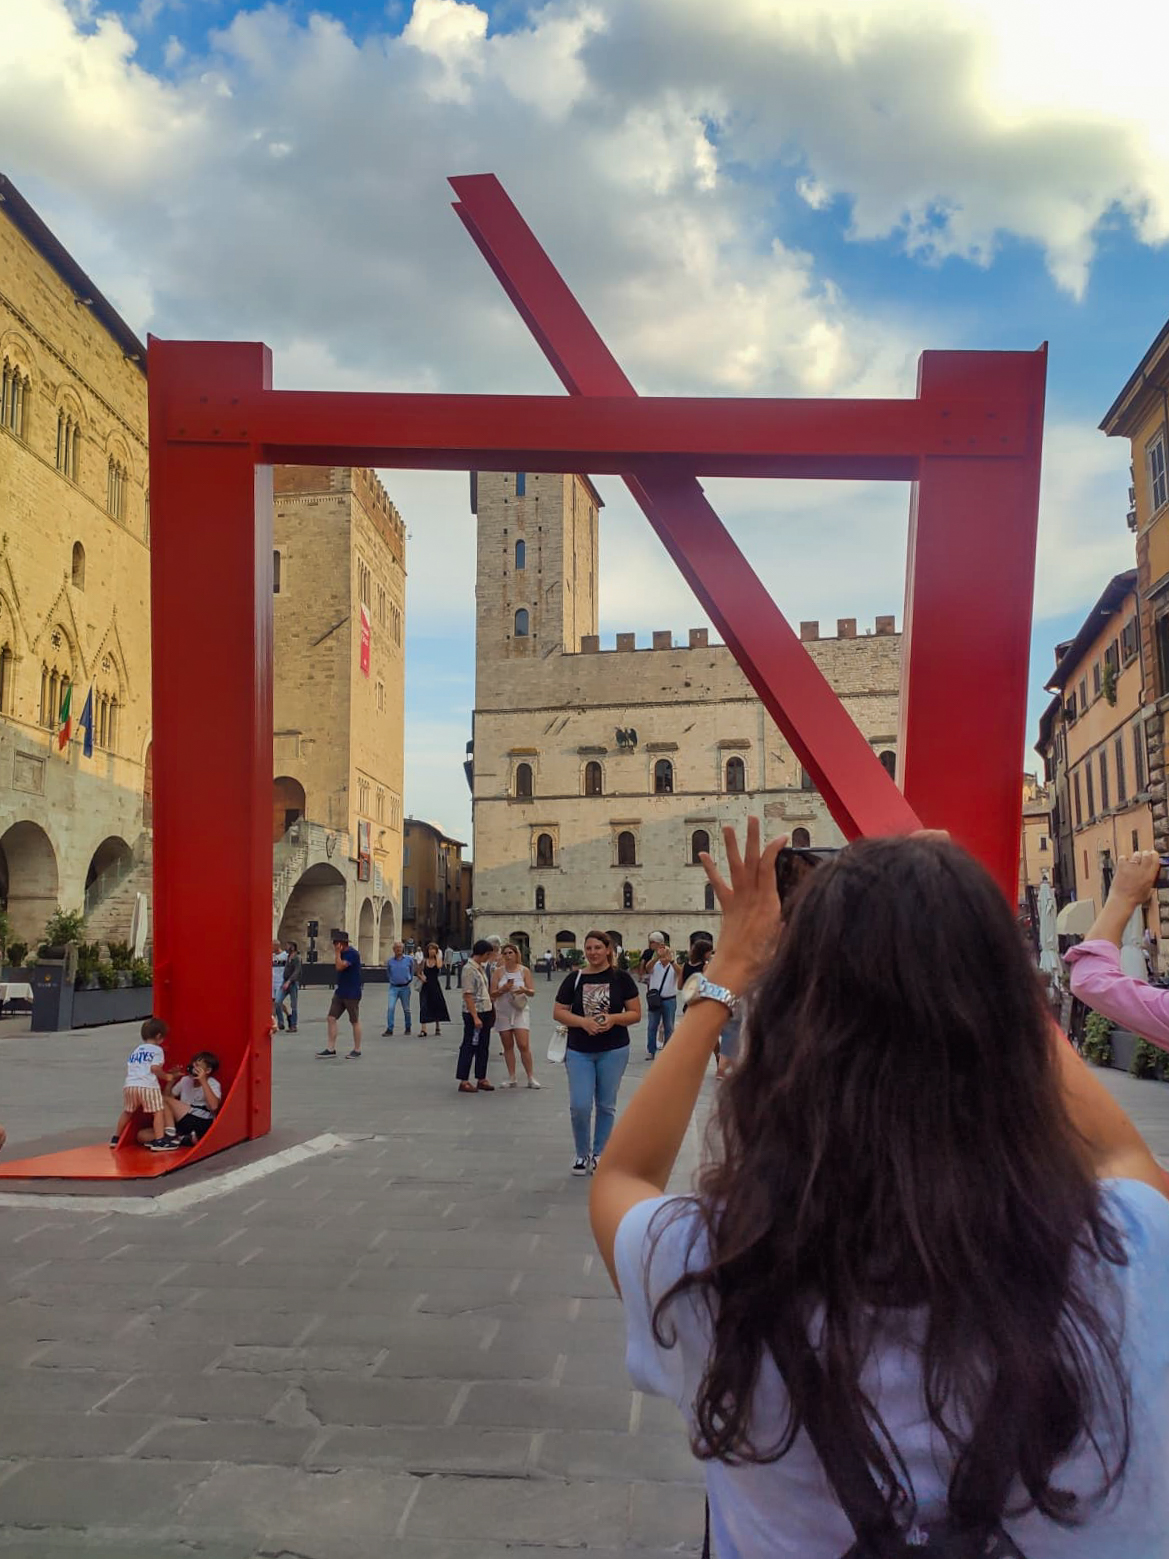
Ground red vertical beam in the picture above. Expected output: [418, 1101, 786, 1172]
[147, 339, 273, 1143]
[900, 348, 1047, 897]
[451, 173, 920, 840]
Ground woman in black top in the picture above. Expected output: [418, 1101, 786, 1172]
[678, 936, 713, 991]
[417, 943, 450, 1037]
[554, 929, 641, 1177]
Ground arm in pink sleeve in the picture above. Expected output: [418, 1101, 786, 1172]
[1066, 940, 1169, 1050]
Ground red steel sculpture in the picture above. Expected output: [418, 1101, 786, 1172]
[0, 176, 1045, 1181]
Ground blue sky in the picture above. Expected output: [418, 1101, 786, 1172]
[5, 0, 1168, 845]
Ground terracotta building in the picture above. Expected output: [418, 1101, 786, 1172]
[401, 818, 467, 950]
[1018, 773, 1053, 902]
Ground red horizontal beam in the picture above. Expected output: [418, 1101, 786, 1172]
[162, 384, 1031, 470]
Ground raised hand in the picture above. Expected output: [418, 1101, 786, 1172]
[700, 819, 786, 988]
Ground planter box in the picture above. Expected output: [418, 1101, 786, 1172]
[71, 985, 154, 1029]
[1108, 1028, 1140, 1076]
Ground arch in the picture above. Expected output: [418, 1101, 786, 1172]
[879, 749, 897, 781]
[704, 882, 715, 911]
[691, 828, 710, 864]
[555, 929, 576, 945]
[273, 776, 307, 843]
[622, 880, 633, 910]
[535, 832, 554, 869]
[378, 901, 395, 958]
[515, 539, 526, 570]
[791, 826, 811, 848]
[277, 860, 346, 948]
[71, 542, 86, 590]
[1, 352, 31, 440]
[0, 821, 60, 944]
[358, 898, 376, 964]
[143, 741, 153, 826]
[584, 760, 603, 797]
[535, 885, 545, 911]
[514, 607, 530, 637]
[509, 930, 531, 964]
[654, 758, 673, 794]
[87, 834, 132, 887]
[616, 830, 637, 867]
[515, 761, 533, 799]
[725, 754, 745, 793]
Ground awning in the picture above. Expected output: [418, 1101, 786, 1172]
[1056, 900, 1097, 937]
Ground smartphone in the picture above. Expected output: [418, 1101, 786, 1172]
[774, 846, 839, 903]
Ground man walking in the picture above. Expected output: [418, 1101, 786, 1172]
[384, 941, 415, 1036]
[456, 939, 495, 1093]
[282, 941, 303, 1033]
[543, 948, 553, 981]
[271, 942, 289, 1032]
[318, 929, 362, 1058]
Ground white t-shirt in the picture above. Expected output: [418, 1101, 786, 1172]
[616, 1181, 1169, 1559]
[124, 1042, 164, 1090]
[645, 958, 678, 1000]
[174, 1074, 222, 1119]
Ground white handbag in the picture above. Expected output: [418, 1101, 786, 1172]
[548, 971, 581, 1062]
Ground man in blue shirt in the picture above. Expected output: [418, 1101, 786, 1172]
[318, 929, 363, 1058]
[383, 941, 416, 1036]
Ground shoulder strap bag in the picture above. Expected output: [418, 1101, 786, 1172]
[548, 971, 581, 1063]
[647, 961, 668, 1012]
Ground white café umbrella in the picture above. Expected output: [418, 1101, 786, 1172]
[1037, 880, 1060, 978]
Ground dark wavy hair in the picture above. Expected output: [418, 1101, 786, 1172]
[652, 835, 1131, 1531]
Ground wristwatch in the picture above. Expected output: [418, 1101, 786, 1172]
[694, 974, 740, 1016]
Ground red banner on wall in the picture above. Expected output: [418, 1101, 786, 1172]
[359, 604, 371, 677]
[357, 819, 371, 882]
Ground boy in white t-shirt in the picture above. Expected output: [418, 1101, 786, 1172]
[111, 1016, 175, 1151]
[163, 1052, 222, 1145]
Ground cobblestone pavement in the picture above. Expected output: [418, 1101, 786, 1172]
[0, 980, 707, 1556]
[2, 981, 1168, 1555]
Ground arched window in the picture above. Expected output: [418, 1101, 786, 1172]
[2, 358, 29, 439]
[515, 539, 526, 570]
[0, 642, 13, 714]
[691, 829, 710, 864]
[535, 886, 545, 911]
[791, 827, 811, 848]
[617, 830, 636, 866]
[39, 628, 72, 728]
[71, 542, 85, 590]
[56, 410, 80, 479]
[515, 762, 533, 798]
[654, 758, 673, 794]
[622, 881, 634, 910]
[879, 750, 896, 781]
[273, 550, 282, 594]
[725, 755, 745, 793]
[514, 608, 530, 637]
[536, 832, 554, 869]
[800, 767, 816, 792]
[704, 882, 715, 911]
[107, 456, 128, 521]
[584, 760, 602, 796]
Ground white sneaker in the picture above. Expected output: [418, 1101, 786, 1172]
[526, 1076, 542, 1089]
[571, 1157, 590, 1176]
[503, 1076, 518, 1089]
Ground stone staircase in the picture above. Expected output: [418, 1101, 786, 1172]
[85, 833, 152, 948]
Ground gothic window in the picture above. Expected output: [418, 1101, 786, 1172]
[39, 628, 72, 728]
[357, 557, 371, 608]
[584, 760, 603, 796]
[515, 472, 526, 497]
[106, 456, 128, 521]
[791, 827, 811, 848]
[0, 642, 12, 714]
[879, 750, 896, 781]
[536, 832, 554, 869]
[617, 830, 637, 866]
[56, 410, 80, 479]
[704, 882, 715, 911]
[515, 762, 533, 798]
[71, 542, 86, 590]
[95, 654, 123, 752]
[691, 829, 710, 864]
[515, 608, 530, 637]
[654, 758, 673, 794]
[376, 787, 385, 821]
[515, 539, 526, 570]
[273, 550, 282, 594]
[1, 358, 29, 439]
[391, 603, 402, 645]
[725, 755, 745, 793]
[622, 881, 634, 910]
[535, 886, 546, 911]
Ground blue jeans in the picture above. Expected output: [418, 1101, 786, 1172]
[287, 983, 299, 1029]
[646, 996, 676, 1056]
[386, 984, 412, 1032]
[565, 1045, 629, 1159]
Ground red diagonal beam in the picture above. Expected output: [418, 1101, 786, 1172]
[451, 172, 921, 840]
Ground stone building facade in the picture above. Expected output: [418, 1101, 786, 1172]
[0, 175, 409, 963]
[402, 817, 467, 950]
[271, 467, 407, 965]
[0, 173, 152, 947]
[469, 470, 901, 959]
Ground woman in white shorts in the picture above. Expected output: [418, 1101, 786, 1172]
[490, 943, 540, 1089]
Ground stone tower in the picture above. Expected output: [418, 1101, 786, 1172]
[472, 471, 601, 703]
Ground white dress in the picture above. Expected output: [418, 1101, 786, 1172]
[494, 968, 532, 1031]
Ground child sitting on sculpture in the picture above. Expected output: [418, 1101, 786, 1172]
[110, 1016, 175, 1151]
[162, 1052, 222, 1145]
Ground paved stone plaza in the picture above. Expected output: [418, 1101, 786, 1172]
[2, 982, 1168, 1556]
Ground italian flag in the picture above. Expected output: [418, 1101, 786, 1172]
[57, 683, 73, 751]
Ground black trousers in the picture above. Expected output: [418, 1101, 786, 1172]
[456, 1010, 493, 1081]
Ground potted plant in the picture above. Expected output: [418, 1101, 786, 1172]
[1082, 1012, 1114, 1068]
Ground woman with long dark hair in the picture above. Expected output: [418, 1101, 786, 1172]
[591, 822, 1169, 1557]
